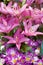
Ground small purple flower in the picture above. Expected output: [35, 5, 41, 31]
[1, 47, 43, 65]
[28, 40, 42, 47]
[4, 48, 25, 65]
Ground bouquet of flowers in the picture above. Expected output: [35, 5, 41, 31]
[0, 0, 43, 65]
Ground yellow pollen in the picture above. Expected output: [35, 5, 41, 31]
[38, 63, 42, 65]
[13, 59, 17, 63]
[26, 57, 30, 61]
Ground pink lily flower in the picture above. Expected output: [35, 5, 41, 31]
[22, 20, 43, 36]
[0, 2, 28, 16]
[27, 6, 43, 24]
[19, 6, 43, 24]
[4, 28, 29, 50]
[32, 8, 43, 19]
[6, 3, 28, 16]
[0, 17, 19, 33]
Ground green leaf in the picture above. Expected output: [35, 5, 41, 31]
[13, 27, 18, 33]
[0, 42, 2, 49]
[7, 27, 18, 36]
[0, 33, 3, 39]
[7, 0, 10, 1]
[7, 30, 14, 36]
[3, 0, 10, 4]
[20, 43, 32, 53]
[38, 24, 43, 32]
[2, 37, 8, 42]
[40, 41, 43, 56]
[0, 42, 2, 53]
[22, 0, 26, 6]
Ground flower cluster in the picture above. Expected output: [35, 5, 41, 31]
[0, 0, 43, 65]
